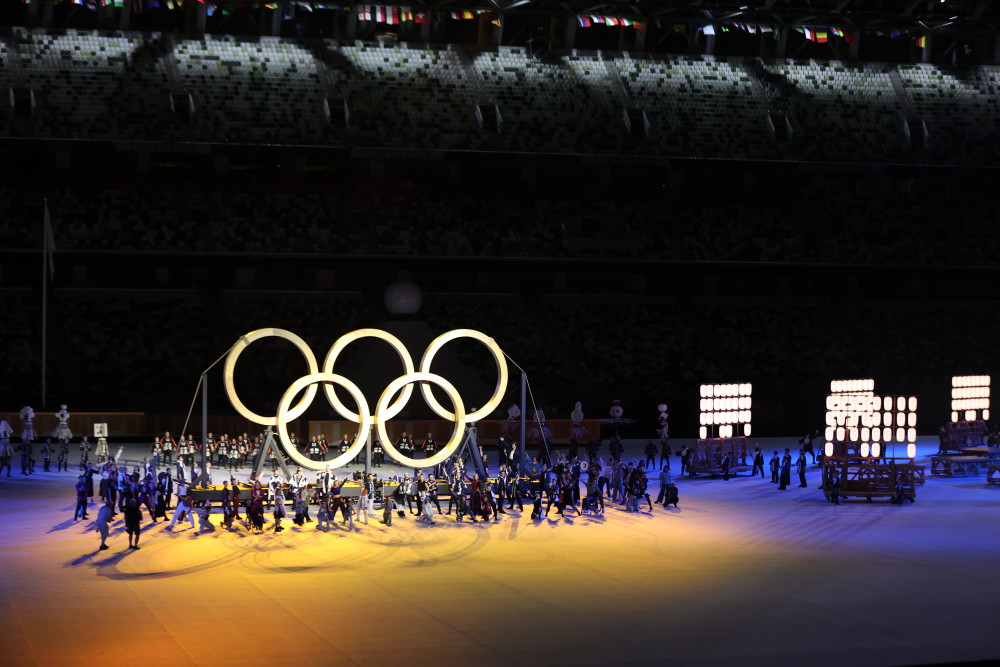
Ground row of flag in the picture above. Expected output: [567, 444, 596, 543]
[796, 26, 926, 47]
[578, 16, 645, 29]
[27, 0, 934, 44]
[357, 6, 425, 24]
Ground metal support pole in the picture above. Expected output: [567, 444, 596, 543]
[365, 424, 372, 479]
[519, 372, 527, 472]
[199, 373, 208, 486]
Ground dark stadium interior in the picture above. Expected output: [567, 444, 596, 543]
[3, 2, 1000, 666]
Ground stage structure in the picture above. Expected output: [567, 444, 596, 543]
[823, 379, 918, 460]
[222, 327, 509, 473]
[691, 383, 751, 476]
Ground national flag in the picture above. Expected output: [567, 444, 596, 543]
[605, 17, 619, 26]
[815, 31, 828, 43]
[400, 8, 413, 22]
[578, 16, 590, 27]
[804, 27, 814, 41]
[43, 199, 56, 280]
[375, 5, 384, 22]
[590, 15, 603, 24]
[916, 35, 926, 48]
[414, 10, 426, 23]
[832, 28, 844, 38]
[703, 24, 715, 36]
[633, 21, 645, 30]
[358, 5, 371, 20]
[461, 10, 473, 19]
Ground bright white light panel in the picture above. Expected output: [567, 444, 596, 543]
[951, 375, 990, 422]
[825, 379, 917, 455]
[698, 383, 752, 439]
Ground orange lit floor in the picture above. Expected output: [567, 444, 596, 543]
[1, 438, 998, 666]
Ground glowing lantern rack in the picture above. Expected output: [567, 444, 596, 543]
[691, 383, 752, 477]
[824, 379, 918, 459]
[939, 375, 991, 452]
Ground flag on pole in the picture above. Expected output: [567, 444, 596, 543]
[44, 199, 56, 280]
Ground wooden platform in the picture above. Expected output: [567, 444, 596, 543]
[822, 458, 922, 502]
[930, 455, 992, 477]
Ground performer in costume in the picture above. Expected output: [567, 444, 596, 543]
[422, 432, 436, 461]
[778, 448, 792, 490]
[395, 432, 413, 459]
[570, 402, 589, 443]
[53, 405, 73, 441]
[372, 439, 384, 467]
[19, 406, 36, 444]
[40, 439, 53, 472]
[0, 433, 13, 477]
[94, 435, 109, 464]
[78, 436, 91, 471]
[161, 431, 175, 466]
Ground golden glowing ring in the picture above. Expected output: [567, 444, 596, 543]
[377, 372, 465, 469]
[419, 329, 507, 423]
[321, 328, 415, 424]
[224, 328, 319, 426]
[276, 372, 372, 472]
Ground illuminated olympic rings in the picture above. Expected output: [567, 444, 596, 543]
[223, 328, 508, 471]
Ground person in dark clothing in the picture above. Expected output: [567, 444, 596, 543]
[778, 449, 792, 490]
[751, 446, 765, 478]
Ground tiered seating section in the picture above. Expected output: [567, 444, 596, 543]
[1, 180, 999, 268]
[3, 28, 1000, 164]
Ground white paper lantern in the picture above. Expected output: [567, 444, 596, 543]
[860, 443, 870, 457]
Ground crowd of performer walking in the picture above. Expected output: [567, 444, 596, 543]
[0, 409, 844, 552]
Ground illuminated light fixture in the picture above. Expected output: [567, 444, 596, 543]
[883, 427, 891, 442]
[836, 427, 845, 442]
[872, 442, 881, 457]
[907, 413, 917, 427]
[825, 442, 833, 457]
[861, 443, 870, 457]
[952, 376, 990, 422]
[907, 427, 916, 442]
[907, 443, 916, 458]
[896, 396, 905, 412]
[861, 427, 870, 441]
[699, 381, 752, 439]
